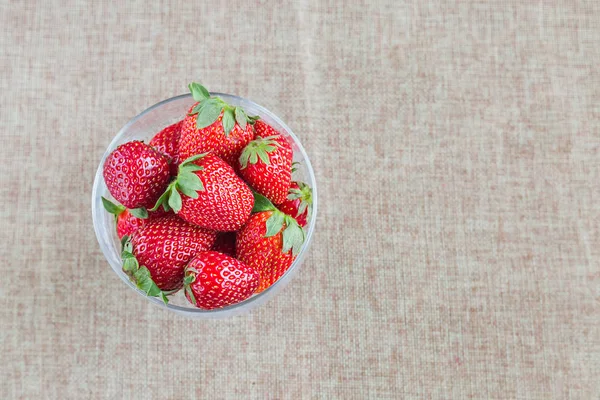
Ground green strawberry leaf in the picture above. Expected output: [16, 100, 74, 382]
[183, 274, 196, 285]
[249, 151, 258, 165]
[287, 189, 303, 200]
[183, 270, 197, 305]
[134, 266, 169, 304]
[291, 161, 300, 173]
[178, 171, 203, 192]
[101, 196, 125, 215]
[222, 108, 235, 136]
[177, 182, 199, 199]
[121, 236, 139, 275]
[239, 137, 279, 169]
[168, 189, 182, 212]
[122, 236, 133, 253]
[252, 192, 276, 212]
[235, 107, 247, 130]
[184, 285, 196, 306]
[247, 115, 260, 124]
[257, 148, 271, 164]
[120, 235, 130, 251]
[188, 82, 210, 102]
[195, 98, 223, 129]
[298, 201, 308, 216]
[189, 103, 203, 116]
[238, 147, 250, 169]
[264, 211, 285, 237]
[180, 164, 203, 173]
[122, 255, 139, 274]
[281, 216, 305, 255]
[296, 229, 306, 255]
[150, 188, 172, 212]
[151, 153, 208, 212]
[180, 153, 207, 167]
[121, 248, 134, 260]
[129, 207, 148, 219]
[159, 292, 169, 304]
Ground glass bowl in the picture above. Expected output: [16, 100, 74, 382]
[91, 93, 317, 318]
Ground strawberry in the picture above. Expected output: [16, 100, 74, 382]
[101, 197, 147, 238]
[149, 120, 183, 176]
[122, 215, 216, 301]
[103, 141, 170, 209]
[237, 124, 293, 204]
[236, 193, 305, 293]
[211, 232, 237, 257]
[177, 82, 257, 165]
[152, 153, 254, 232]
[276, 181, 313, 227]
[183, 251, 259, 309]
[102, 197, 170, 238]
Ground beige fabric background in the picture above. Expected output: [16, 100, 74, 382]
[1, 1, 599, 398]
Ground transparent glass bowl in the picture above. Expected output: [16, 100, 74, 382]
[91, 93, 317, 318]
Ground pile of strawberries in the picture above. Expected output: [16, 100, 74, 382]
[101, 83, 313, 310]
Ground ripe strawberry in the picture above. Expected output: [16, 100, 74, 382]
[183, 251, 259, 309]
[152, 153, 254, 232]
[276, 181, 313, 227]
[211, 232, 237, 257]
[236, 193, 305, 293]
[101, 197, 147, 238]
[122, 215, 216, 300]
[149, 120, 183, 176]
[177, 82, 257, 165]
[102, 197, 170, 238]
[237, 124, 293, 204]
[103, 141, 170, 209]
[116, 210, 145, 239]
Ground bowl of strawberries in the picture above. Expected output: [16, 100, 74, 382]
[92, 83, 317, 318]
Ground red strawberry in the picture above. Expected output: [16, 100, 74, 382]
[177, 82, 257, 165]
[237, 124, 293, 204]
[253, 119, 283, 138]
[123, 215, 216, 299]
[211, 232, 237, 257]
[101, 197, 170, 238]
[102, 197, 146, 238]
[183, 251, 259, 310]
[149, 120, 183, 176]
[276, 181, 313, 227]
[236, 194, 306, 293]
[152, 153, 254, 232]
[116, 210, 145, 239]
[103, 141, 170, 209]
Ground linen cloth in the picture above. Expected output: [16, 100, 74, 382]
[1, 1, 599, 398]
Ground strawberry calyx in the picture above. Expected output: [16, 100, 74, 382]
[287, 181, 313, 221]
[121, 237, 169, 304]
[187, 82, 259, 136]
[238, 136, 282, 169]
[101, 196, 148, 220]
[252, 192, 306, 255]
[290, 161, 300, 173]
[150, 153, 207, 213]
[183, 266, 198, 306]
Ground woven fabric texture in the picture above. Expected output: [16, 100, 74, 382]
[1, 1, 599, 398]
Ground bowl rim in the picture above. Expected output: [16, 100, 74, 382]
[91, 92, 317, 317]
